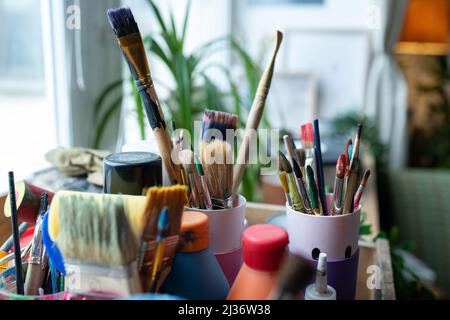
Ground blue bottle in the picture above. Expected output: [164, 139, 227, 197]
[162, 211, 229, 299]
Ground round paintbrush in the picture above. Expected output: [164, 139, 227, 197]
[232, 31, 283, 196]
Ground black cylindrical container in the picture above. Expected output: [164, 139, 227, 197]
[103, 152, 162, 195]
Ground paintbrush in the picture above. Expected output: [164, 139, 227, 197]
[107, 7, 181, 185]
[139, 185, 187, 290]
[57, 194, 142, 295]
[232, 31, 283, 196]
[283, 135, 299, 166]
[0, 222, 30, 253]
[195, 154, 213, 210]
[200, 110, 237, 209]
[270, 254, 314, 300]
[301, 123, 317, 185]
[313, 119, 328, 215]
[332, 154, 346, 215]
[279, 151, 304, 212]
[292, 159, 312, 214]
[7, 172, 24, 295]
[149, 207, 170, 292]
[344, 139, 352, 177]
[24, 193, 49, 296]
[278, 171, 292, 207]
[179, 149, 201, 208]
[295, 148, 306, 178]
[306, 166, 320, 215]
[343, 124, 363, 214]
[354, 169, 371, 208]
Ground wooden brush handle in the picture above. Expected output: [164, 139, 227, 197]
[144, 87, 182, 185]
[232, 31, 283, 195]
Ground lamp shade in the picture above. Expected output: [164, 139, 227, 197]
[397, 0, 450, 55]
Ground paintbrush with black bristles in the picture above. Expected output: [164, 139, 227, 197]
[279, 151, 303, 212]
[107, 7, 181, 185]
[200, 110, 237, 209]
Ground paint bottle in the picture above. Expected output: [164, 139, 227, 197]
[103, 152, 162, 195]
[227, 224, 289, 300]
[305, 253, 336, 300]
[162, 211, 229, 300]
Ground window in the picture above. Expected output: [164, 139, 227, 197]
[0, 0, 56, 192]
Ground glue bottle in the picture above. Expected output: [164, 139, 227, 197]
[227, 224, 289, 300]
[305, 252, 336, 300]
[161, 211, 229, 299]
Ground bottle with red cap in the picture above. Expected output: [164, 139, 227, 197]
[227, 224, 289, 300]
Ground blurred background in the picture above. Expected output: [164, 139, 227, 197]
[0, 0, 449, 298]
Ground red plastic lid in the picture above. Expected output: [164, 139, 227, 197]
[242, 224, 289, 272]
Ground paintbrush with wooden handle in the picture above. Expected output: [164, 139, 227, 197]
[232, 31, 283, 196]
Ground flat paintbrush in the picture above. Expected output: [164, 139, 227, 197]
[306, 166, 320, 215]
[107, 7, 181, 185]
[343, 124, 363, 214]
[232, 31, 283, 196]
[149, 207, 170, 292]
[278, 171, 292, 207]
[279, 151, 303, 212]
[292, 159, 312, 214]
[354, 169, 371, 208]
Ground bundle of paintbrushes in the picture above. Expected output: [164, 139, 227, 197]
[46, 186, 186, 295]
[279, 121, 370, 215]
[174, 110, 237, 210]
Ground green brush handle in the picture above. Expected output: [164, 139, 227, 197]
[287, 173, 304, 212]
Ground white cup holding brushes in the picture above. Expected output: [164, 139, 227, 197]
[285, 194, 361, 300]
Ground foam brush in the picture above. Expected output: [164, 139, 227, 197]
[232, 31, 283, 196]
[107, 7, 181, 184]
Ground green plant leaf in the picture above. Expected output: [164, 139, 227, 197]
[129, 76, 146, 140]
[94, 79, 123, 117]
[181, 0, 191, 48]
[94, 95, 123, 149]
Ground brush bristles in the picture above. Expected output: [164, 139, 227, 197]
[142, 185, 187, 241]
[296, 148, 306, 167]
[361, 169, 371, 186]
[57, 194, 138, 266]
[201, 110, 238, 141]
[279, 151, 292, 173]
[279, 172, 289, 193]
[107, 7, 140, 38]
[199, 140, 234, 203]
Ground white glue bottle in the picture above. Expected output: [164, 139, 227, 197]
[305, 253, 337, 300]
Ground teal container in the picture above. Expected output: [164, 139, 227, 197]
[162, 211, 229, 300]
